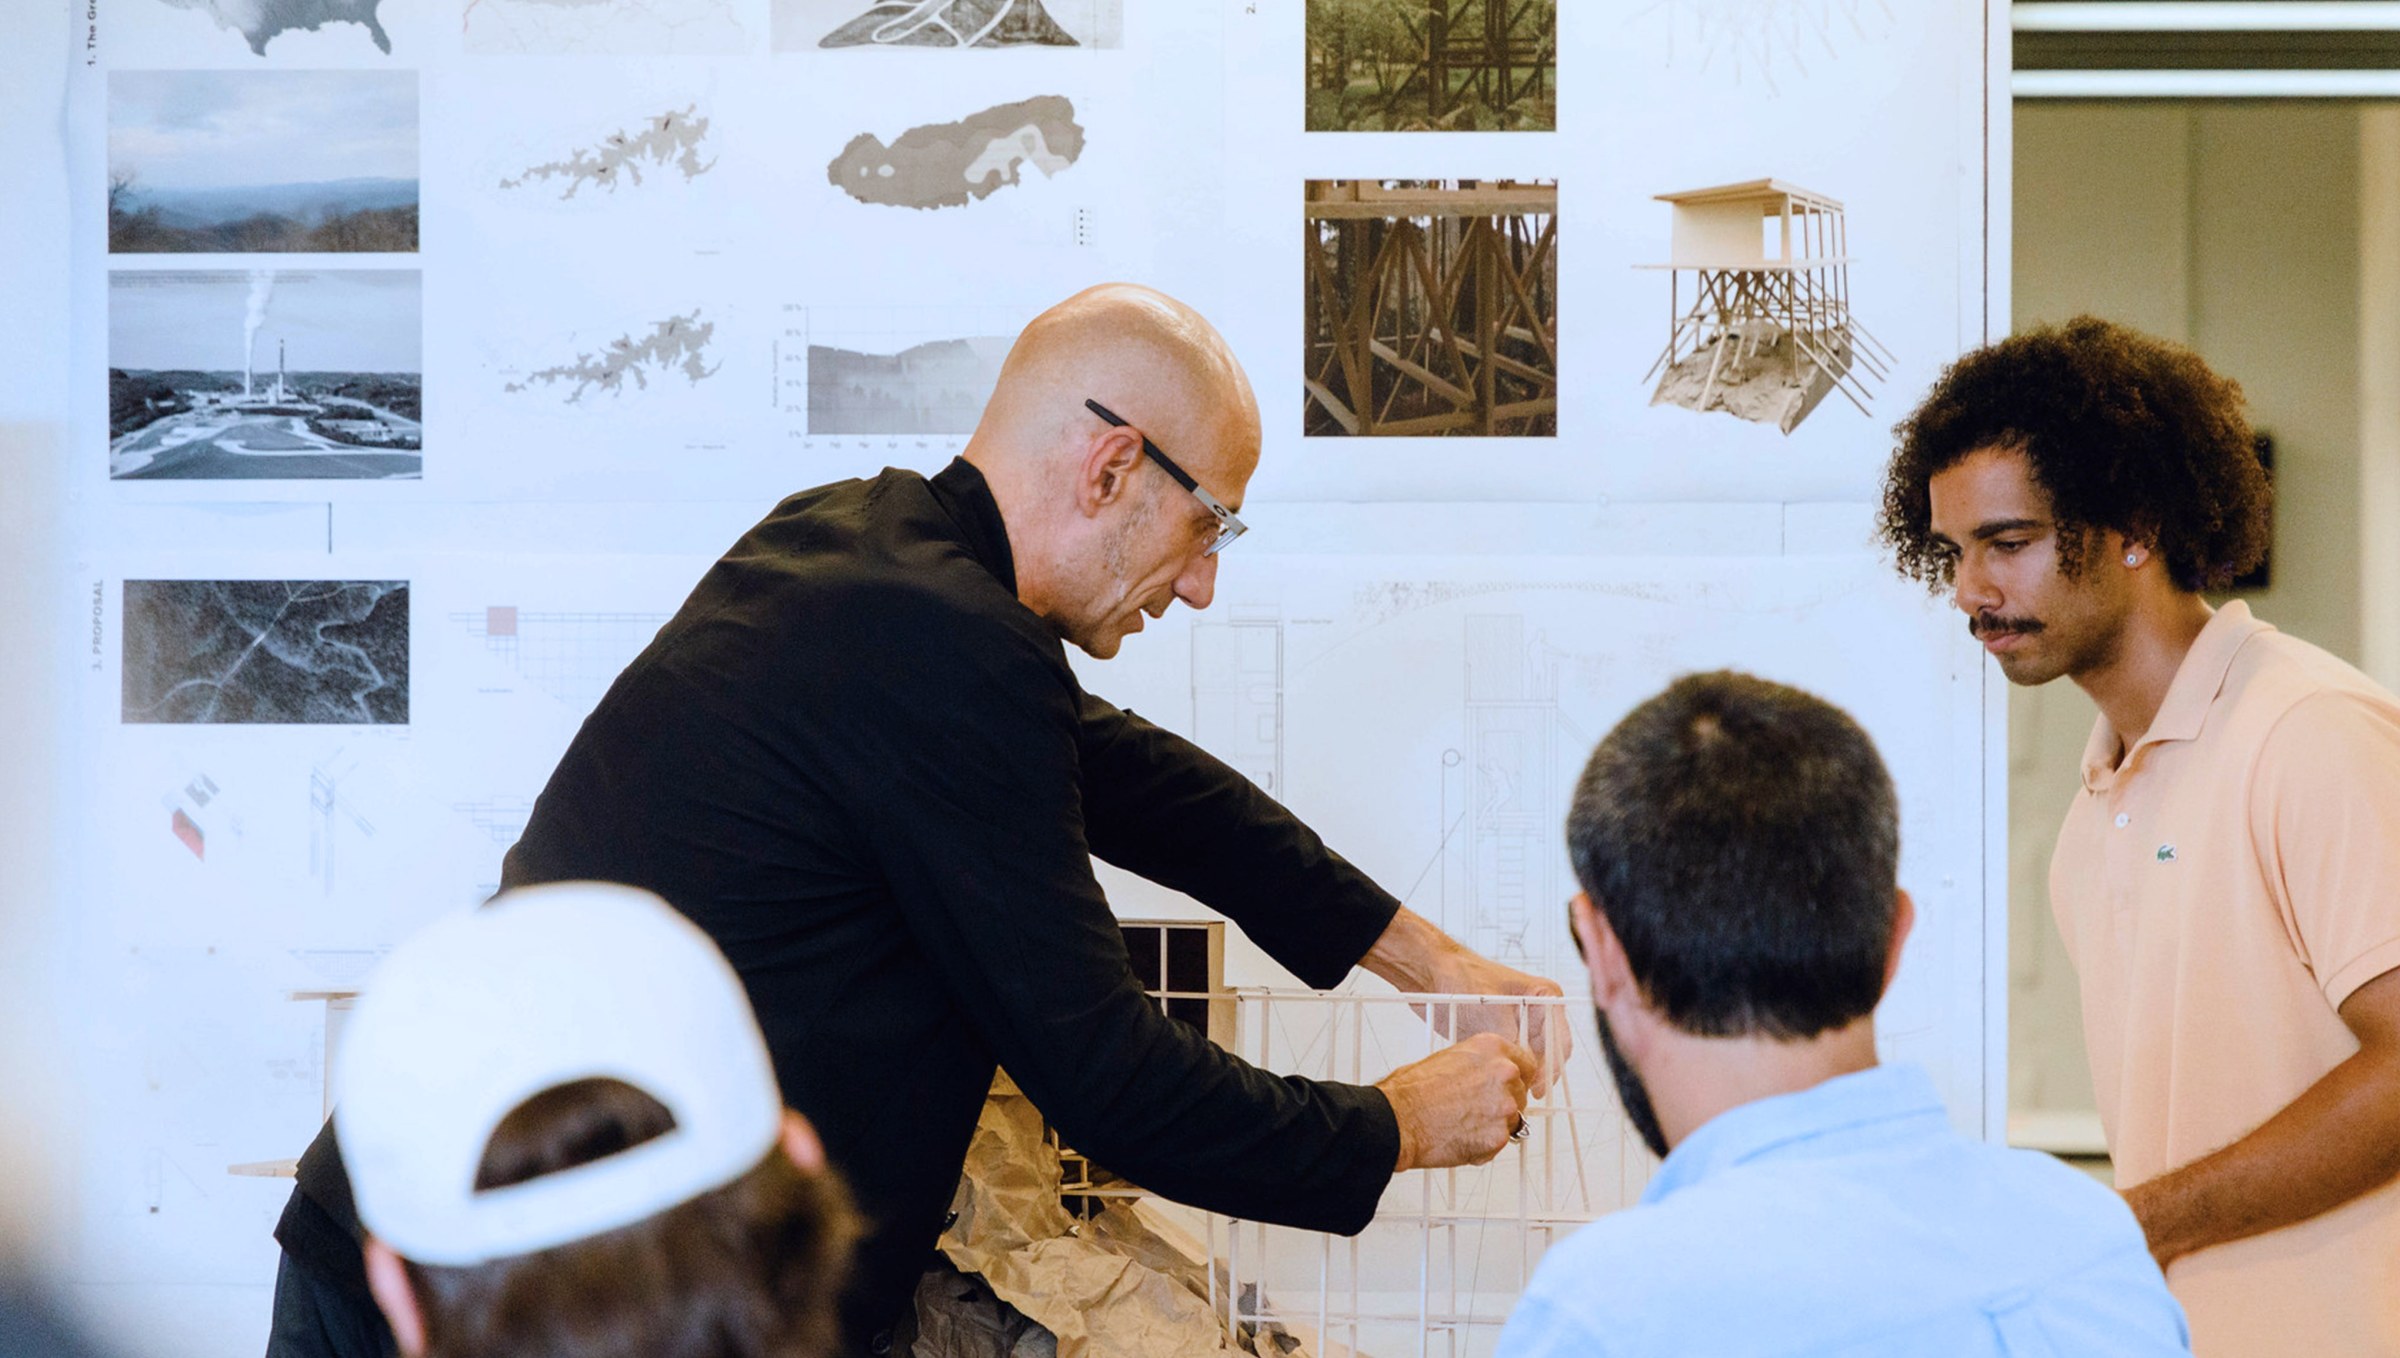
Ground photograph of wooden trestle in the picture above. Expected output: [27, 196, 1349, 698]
[1304, 179, 1558, 438]
[1641, 178, 1891, 435]
[1305, 0, 1557, 131]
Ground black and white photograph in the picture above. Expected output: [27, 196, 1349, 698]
[108, 70, 418, 254]
[121, 580, 410, 725]
[109, 269, 423, 480]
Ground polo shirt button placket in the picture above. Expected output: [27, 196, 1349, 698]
[2114, 812, 2131, 829]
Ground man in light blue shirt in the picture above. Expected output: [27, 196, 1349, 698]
[1497, 671, 2188, 1357]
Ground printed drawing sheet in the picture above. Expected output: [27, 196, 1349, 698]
[1078, 550, 1984, 1114]
[54, 0, 2003, 1349]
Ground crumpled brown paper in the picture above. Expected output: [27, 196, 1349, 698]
[914, 1075, 1312, 1358]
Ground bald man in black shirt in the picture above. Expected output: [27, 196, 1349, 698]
[266, 284, 1559, 1358]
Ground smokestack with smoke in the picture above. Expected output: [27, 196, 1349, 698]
[243, 270, 276, 398]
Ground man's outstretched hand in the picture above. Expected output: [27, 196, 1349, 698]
[1363, 907, 1574, 1095]
[1375, 1032, 1541, 1172]
[1426, 948, 1572, 1097]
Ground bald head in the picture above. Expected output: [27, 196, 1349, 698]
[964, 284, 1261, 659]
[971, 283, 1260, 493]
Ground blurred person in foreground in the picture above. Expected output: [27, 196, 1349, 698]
[1496, 671, 2190, 1357]
[333, 881, 857, 1358]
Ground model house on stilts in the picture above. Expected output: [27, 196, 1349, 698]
[1640, 179, 1891, 434]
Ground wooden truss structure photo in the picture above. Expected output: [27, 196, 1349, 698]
[1641, 179, 1891, 436]
[1305, 179, 1559, 438]
[1306, 0, 1557, 132]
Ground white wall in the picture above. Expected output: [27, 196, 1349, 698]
[2009, 102, 2382, 1115]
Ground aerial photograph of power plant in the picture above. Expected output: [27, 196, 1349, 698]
[108, 69, 417, 254]
[109, 269, 424, 480]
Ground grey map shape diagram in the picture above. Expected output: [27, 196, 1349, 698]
[162, 0, 393, 55]
[122, 580, 409, 725]
[820, 0, 1078, 47]
[505, 310, 719, 404]
[500, 105, 716, 199]
[828, 95, 1084, 210]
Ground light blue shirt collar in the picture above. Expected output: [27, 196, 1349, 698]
[1640, 1063, 1948, 1206]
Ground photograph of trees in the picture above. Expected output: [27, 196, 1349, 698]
[1305, 0, 1556, 132]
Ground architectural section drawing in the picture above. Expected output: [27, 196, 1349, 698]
[1444, 614, 1568, 968]
[309, 748, 381, 898]
[1649, 0, 1894, 92]
[828, 96, 1084, 210]
[451, 605, 671, 714]
[1304, 179, 1558, 437]
[451, 795, 537, 847]
[157, 0, 393, 55]
[1640, 180, 1891, 435]
[122, 580, 410, 725]
[498, 105, 714, 199]
[504, 309, 719, 404]
[109, 270, 423, 480]
[109, 71, 417, 254]
[1190, 610, 1284, 800]
[1306, 0, 1556, 131]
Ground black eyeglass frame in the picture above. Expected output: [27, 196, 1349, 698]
[1084, 398, 1249, 556]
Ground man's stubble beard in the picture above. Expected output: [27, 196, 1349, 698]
[1594, 1008, 1670, 1161]
[1087, 490, 1158, 656]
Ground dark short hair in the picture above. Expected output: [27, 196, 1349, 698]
[1567, 672, 1899, 1040]
[402, 1078, 858, 1358]
[1878, 316, 2270, 593]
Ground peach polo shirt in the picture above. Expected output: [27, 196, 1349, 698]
[2051, 600, 2400, 1357]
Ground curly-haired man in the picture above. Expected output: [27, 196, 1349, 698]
[1881, 316, 2400, 1355]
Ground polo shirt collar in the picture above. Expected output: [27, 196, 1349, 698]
[1639, 1064, 1946, 1207]
[2078, 600, 2273, 791]
[928, 457, 1018, 595]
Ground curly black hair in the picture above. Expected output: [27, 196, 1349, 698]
[1878, 316, 2270, 594]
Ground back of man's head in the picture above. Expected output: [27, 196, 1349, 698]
[337, 883, 857, 1358]
[1567, 671, 1900, 1039]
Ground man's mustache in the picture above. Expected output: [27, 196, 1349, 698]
[1969, 611, 2044, 640]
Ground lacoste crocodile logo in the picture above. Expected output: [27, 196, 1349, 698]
[2156, 845, 2178, 863]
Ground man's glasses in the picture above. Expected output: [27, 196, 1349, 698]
[1084, 398, 1248, 556]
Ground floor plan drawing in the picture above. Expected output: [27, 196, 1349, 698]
[1190, 609, 1284, 800]
[1444, 613, 1574, 971]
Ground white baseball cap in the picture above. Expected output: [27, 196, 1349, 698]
[335, 881, 784, 1267]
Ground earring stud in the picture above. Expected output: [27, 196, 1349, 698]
[2125, 553, 2140, 567]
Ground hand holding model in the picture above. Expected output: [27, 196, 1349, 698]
[1376, 1032, 1542, 1172]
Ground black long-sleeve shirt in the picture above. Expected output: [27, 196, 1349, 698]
[279, 459, 1403, 1351]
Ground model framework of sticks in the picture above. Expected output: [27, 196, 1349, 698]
[1641, 179, 1892, 434]
[1305, 179, 1559, 437]
[1209, 990, 1621, 1358]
